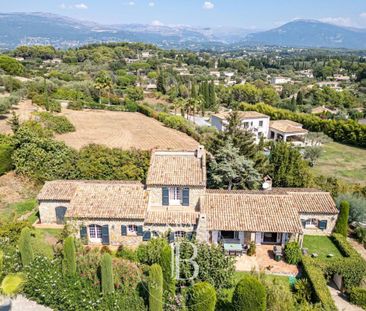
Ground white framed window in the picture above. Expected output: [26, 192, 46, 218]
[305, 218, 318, 228]
[174, 231, 186, 239]
[243, 122, 249, 128]
[128, 224, 137, 234]
[169, 187, 182, 205]
[89, 224, 102, 240]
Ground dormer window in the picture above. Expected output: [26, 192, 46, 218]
[162, 187, 190, 206]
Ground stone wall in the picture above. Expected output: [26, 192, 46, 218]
[147, 186, 205, 210]
[300, 213, 338, 235]
[39, 200, 70, 224]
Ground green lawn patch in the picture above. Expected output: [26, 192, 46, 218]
[0, 198, 37, 221]
[311, 142, 366, 185]
[31, 228, 63, 259]
[303, 235, 343, 260]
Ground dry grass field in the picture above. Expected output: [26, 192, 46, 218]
[56, 109, 199, 150]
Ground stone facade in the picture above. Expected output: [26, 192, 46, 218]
[147, 185, 205, 210]
[39, 201, 70, 224]
[300, 213, 337, 235]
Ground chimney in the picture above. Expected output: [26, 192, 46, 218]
[196, 145, 205, 159]
[262, 175, 272, 191]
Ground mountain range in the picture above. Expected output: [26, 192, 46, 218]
[1, 12, 366, 50]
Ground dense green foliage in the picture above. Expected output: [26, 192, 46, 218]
[0, 55, 24, 75]
[0, 143, 13, 175]
[160, 245, 175, 294]
[148, 263, 163, 311]
[334, 201, 350, 237]
[232, 274, 266, 311]
[350, 287, 366, 309]
[137, 238, 169, 265]
[187, 282, 217, 311]
[284, 242, 302, 265]
[18, 227, 34, 267]
[62, 236, 76, 277]
[34, 112, 76, 134]
[240, 103, 366, 148]
[101, 253, 114, 294]
[336, 193, 366, 223]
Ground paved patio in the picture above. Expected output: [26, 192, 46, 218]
[235, 245, 299, 275]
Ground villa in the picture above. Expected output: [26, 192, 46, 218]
[37, 147, 338, 250]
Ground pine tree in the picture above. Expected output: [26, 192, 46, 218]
[157, 71, 167, 94]
[62, 236, 76, 277]
[159, 245, 175, 294]
[101, 253, 114, 294]
[18, 227, 34, 267]
[148, 264, 163, 311]
[334, 201, 350, 237]
[8, 112, 20, 133]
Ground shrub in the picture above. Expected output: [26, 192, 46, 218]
[137, 237, 169, 265]
[148, 263, 163, 311]
[336, 193, 366, 224]
[34, 112, 75, 134]
[232, 274, 266, 311]
[350, 287, 366, 309]
[187, 282, 217, 311]
[0, 143, 13, 175]
[116, 245, 138, 262]
[18, 227, 34, 267]
[334, 201, 350, 237]
[100, 245, 112, 255]
[247, 241, 256, 256]
[355, 226, 366, 244]
[160, 245, 175, 294]
[62, 236, 76, 277]
[264, 278, 295, 311]
[101, 253, 114, 294]
[285, 242, 302, 265]
[112, 258, 143, 289]
[301, 257, 337, 310]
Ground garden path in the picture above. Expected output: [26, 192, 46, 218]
[347, 237, 366, 260]
[328, 284, 363, 311]
[3, 295, 52, 311]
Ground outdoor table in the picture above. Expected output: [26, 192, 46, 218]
[223, 243, 243, 256]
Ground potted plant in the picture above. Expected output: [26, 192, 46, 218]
[0, 273, 25, 311]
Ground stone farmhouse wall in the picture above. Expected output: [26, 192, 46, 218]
[39, 200, 70, 224]
[300, 213, 338, 235]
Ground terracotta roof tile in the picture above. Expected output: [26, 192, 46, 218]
[37, 180, 79, 201]
[146, 150, 206, 186]
[213, 111, 269, 120]
[144, 211, 200, 225]
[269, 120, 308, 134]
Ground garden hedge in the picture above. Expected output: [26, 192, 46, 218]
[301, 256, 337, 311]
[240, 102, 366, 147]
[0, 143, 13, 175]
[350, 287, 366, 309]
[187, 282, 217, 311]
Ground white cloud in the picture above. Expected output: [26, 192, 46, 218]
[74, 3, 88, 9]
[151, 20, 164, 26]
[203, 1, 214, 10]
[360, 12, 366, 18]
[319, 17, 353, 27]
[60, 3, 88, 10]
[148, 2, 155, 7]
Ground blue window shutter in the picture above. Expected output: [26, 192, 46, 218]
[168, 232, 175, 244]
[143, 231, 151, 241]
[137, 225, 143, 236]
[102, 225, 110, 245]
[186, 232, 193, 241]
[301, 219, 306, 228]
[80, 226, 87, 240]
[319, 220, 327, 230]
[121, 225, 127, 236]
[182, 188, 190, 206]
[162, 187, 169, 206]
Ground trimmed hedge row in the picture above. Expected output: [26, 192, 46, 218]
[350, 287, 366, 309]
[137, 103, 202, 142]
[301, 256, 337, 311]
[240, 102, 366, 147]
[331, 233, 360, 258]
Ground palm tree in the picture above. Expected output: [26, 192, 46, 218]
[94, 71, 113, 105]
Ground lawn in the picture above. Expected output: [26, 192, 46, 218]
[311, 142, 366, 185]
[303, 235, 343, 260]
[0, 198, 37, 221]
[31, 228, 63, 259]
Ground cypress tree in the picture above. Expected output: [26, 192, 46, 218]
[335, 201, 350, 237]
[160, 245, 175, 294]
[0, 250, 3, 276]
[232, 275, 266, 311]
[187, 282, 217, 311]
[148, 264, 163, 311]
[18, 227, 34, 267]
[208, 80, 216, 110]
[296, 91, 304, 105]
[101, 253, 114, 294]
[62, 236, 76, 277]
[191, 83, 197, 99]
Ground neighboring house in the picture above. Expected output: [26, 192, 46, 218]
[37, 147, 338, 247]
[311, 106, 338, 115]
[211, 111, 270, 142]
[269, 120, 308, 144]
[271, 76, 292, 85]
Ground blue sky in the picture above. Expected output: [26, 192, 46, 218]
[2, 0, 366, 29]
